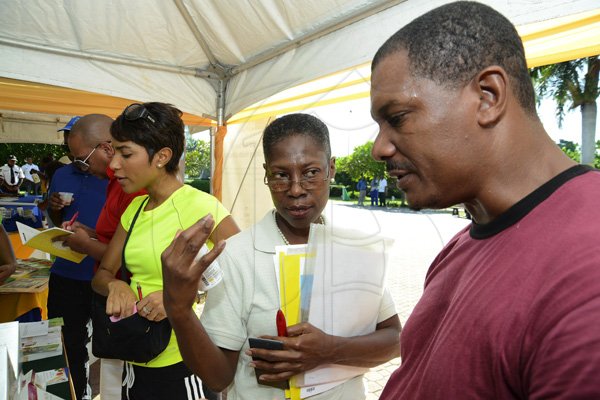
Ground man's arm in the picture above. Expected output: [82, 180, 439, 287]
[47, 192, 65, 227]
[59, 221, 106, 261]
[250, 315, 401, 383]
[208, 215, 240, 244]
[16, 168, 24, 189]
[162, 215, 239, 391]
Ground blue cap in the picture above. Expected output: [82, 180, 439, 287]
[57, 116, 81, 132]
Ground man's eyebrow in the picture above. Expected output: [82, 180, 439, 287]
[372, 101, 397, 120]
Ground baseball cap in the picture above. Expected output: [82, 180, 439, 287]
[57, 116, 81, 132]
[8, 155, 17, 161]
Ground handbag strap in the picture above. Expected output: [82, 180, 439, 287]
[120, 196, 149, 281]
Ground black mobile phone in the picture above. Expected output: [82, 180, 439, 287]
[248, 338, 289, 390]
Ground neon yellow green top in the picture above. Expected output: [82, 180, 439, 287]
[120, 184, 230, 367]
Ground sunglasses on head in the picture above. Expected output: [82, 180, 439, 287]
[122, 103, 156, 124]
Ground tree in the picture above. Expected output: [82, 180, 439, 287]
[0, 143, 67, 166]
[185, 137, 210, 178]
[557, 139, 600, 169]
[530, 56, 599, 165]
[335, 141, 386, 182]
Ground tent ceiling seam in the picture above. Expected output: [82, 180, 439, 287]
[229, 0, 407, 77]
[173, 0, 230, 81]
[0, 36, 221, 80]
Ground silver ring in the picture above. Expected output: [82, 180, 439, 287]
[142, 306, 150, 314]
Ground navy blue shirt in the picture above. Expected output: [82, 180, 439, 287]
[49, 164, 107, 281]
[357, 179, 367, 191]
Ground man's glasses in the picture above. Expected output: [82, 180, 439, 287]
[73, 141, 109, 172]
[264, 168, 330, 192]
[122, 103, 156, 124]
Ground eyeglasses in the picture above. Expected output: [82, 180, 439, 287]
[73, 141, 110, 172]
[122, 103, 156, 124]
[264, 168, 330, 192]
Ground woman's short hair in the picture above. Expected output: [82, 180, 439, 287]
[262, 113, 331, 162]
[111, 102, 184, 173]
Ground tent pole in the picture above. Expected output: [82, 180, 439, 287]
[212, 79, 227, 200]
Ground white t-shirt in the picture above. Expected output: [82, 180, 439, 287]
[0, 164, 24, 186]
[201, 210, 397, 400]
[21, 163, 39, 182]
[378, 178, 387, 192]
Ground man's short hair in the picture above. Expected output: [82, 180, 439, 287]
[372, 1, 536, 114]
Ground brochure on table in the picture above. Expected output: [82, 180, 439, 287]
[0, 258, 51, 293]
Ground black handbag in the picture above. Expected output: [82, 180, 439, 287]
[91, 198, 172, 363]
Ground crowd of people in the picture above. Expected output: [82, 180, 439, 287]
[0, 155, 36, 195]
[1, 2, 599, 400]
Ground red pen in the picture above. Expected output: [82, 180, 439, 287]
[137, 282, 143, 300]
[276, 309, 288, 337]
[67, 211, 79, 228]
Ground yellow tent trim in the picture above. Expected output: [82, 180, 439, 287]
[228, 91, 370, 125]
[518, 9, 600, 41]
[239, 76, 370, 114]
[0, 78, 214, 127]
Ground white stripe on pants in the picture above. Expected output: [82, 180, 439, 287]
[100, 358, 124, 400]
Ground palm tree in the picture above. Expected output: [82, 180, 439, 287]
[530, 56, 599, 165]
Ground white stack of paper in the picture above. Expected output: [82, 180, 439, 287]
[19, 321, 63, 362]
[0, 321, 20, 400]
[297, 223, 393, 397]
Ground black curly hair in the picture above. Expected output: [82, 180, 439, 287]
[372, 1, 536, 115]
[262, 113, 331, 162]
[111, 102, 184, 173]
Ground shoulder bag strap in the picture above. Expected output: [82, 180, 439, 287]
[120, 196, 149, 281]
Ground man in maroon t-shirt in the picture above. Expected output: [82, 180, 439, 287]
[370, 2, 600, 399]
[60, 114, 145, 400]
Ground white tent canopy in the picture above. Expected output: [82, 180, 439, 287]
[1, 0, 598, 123]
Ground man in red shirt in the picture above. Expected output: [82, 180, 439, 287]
[60, 114, 145, 400]
[370, 2, 600, 399]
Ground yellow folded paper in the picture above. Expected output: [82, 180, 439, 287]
[16, 222, 86, 263]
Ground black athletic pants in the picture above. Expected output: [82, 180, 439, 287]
[47, 273, 93, 400]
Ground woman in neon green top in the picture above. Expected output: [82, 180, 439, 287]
[92, 102, 239, 400]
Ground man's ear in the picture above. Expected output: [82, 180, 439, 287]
[102, 141, 115, 157]
[329, 156, 336, 179]
[474, 66, 508, 128]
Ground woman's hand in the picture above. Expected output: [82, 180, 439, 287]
[162, 214, 225, 316]
[0, 262, 17, 284]
[106, 280, 137, 319]
[247, 322, 333, 382]
[137, 290, 167, 322]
